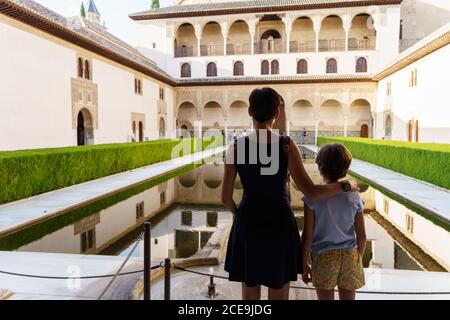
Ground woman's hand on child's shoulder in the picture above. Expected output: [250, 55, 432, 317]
[302, 264, 312, 285]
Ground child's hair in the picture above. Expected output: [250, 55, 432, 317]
[249, 87, 280, 122]
[315, 143, 352, 181]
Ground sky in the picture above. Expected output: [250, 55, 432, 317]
[34, 0, 174, 46]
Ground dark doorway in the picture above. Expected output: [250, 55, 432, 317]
[77, 111, 85, 146]
[360, 124, 369, 138]
[138, 121, 144, 142]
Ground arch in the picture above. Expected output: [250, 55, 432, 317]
[203, 101, 224, 129]
[177, 102, 197, 136]
[348, 13, 376, 50]
[350, 99, 372, 131]
[233, 61, 244, 76]
[202, 163, 222, 189]
[385, 114, 392, 137]
[319, 99, 343, 132]
[77, 108, 94, 146]
[227, 20, 251, 55]
[138, 121, 144, 142]
[229, 100, 250, 128]
[297, 59, 308, 74]
[206, 62, 217, 77]
[261, 29, 282, 40]
[159, 117, 165, 138]
[326, 58, 338, 73]
[271, 60, 279, 74]
[261, 60, 269, 75]
[291, 99, 315, 128]
[200, 21, 224, 56]
[78, 58, 84, 78]
[319, 15, 345, 51]
[179, 168, 199, 188]
[356, 57, 368, 72]
[84, 60, 91, 80]
[291, 16, 315, 52]
[180, 63, 191, 78]
[175, 23, 197, 57]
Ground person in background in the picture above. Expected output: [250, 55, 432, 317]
[301, 143, 367, 300]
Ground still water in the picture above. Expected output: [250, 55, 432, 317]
[8, 160, 450, 272]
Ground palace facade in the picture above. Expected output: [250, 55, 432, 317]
[0, 0, 449, 151]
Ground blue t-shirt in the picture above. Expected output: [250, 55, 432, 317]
[303, 192, 364, 255]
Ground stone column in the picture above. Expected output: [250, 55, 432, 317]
[314, 119, 319, 145]
[248, 19, 257, 55]
[343, 15, 352, 51]
[282, 15, 292, 53]
[313, 16, 322, 53]
[196, 118, 203, 138]
[221, 22, 229, 56]
[224, 117, 228, 145]
[344, 117, 348, 137]
[194, 24, 202, 57]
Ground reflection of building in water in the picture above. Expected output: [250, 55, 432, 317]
[373, 190, 450, 270]
[17, 179, 176, 254]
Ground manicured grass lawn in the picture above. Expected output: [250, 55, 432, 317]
[0, 137, 219, 205]
[317, 137, 450, 189]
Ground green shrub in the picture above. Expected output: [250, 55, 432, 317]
[317, 137, 450, 189]
[0, 138, 219, 205]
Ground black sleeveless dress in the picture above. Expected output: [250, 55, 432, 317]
[224, 135, 303, 289]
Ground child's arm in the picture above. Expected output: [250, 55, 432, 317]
[301, 204, 314, 284]
[354, 211, 367, 257]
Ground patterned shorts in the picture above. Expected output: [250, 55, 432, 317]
[311, 248, 365, 291]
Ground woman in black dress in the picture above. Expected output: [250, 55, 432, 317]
[221, 88, 357, 300]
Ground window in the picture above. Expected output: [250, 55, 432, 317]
[415, 120, 419, 142]
[297, 59, 308, 74]
[261, 60, 269, 75]
[78, 58, 84, 78]
[385, 114, 392, 137]
[152, 43, 156, 49]
[233, 61, 244, 76]
[386, 81, 392, 96]
[85, 60, 91, 80]
[406, 212, 414, 234]
[409, 69, 418, 87]
[206, 62, 217, 77]
[181, 63, 191, 78]
[136, 201, 144, 220]
[355, 57, 367, 73]
[181, 210, 192, 226]
[159, 87, 165, 101]
[271, 60, 279, 74]
[160, 191, 166, 205]
[326, 58, 337, 73]
[80, 229, 96, 253]
[134, 78, 142, 95]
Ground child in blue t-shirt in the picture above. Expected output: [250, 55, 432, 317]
[301, 143, 367, 300]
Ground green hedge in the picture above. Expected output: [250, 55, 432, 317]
[317, 137, 450, 189]
[0, 137, 221, 205]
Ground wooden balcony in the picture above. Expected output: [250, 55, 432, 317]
[226, 43, 252, 55]
[174, 46, 197, 57]
[319, 39, 346, 52]
[289, 40, 315, 53]
[348, 37, 376, 50]
[254, 39, 285, 54]
[200, 44, 224, 56]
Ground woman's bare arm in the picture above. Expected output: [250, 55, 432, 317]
[301, 205, 314, 284]
[354, 212, 367, 256]
[221, 145, 238, 214]
[288, 140, 357, 201]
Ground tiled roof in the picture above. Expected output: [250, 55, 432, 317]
[2, 0, 175, 84]
[0, 0, 378, 87]
[130, 0, 402, 20]
[178, 74, 375, 86]
[87, 0, 100, 15]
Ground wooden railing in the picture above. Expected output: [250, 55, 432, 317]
[254, 39, 285, 54]
[348, 37, 376, 50]
[200, 44, 224, 56]
[226, 43, 252, 55]
[174, 46, 197, 57]
[319, 39, 345, 52]
[289, 40, 316, 53]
